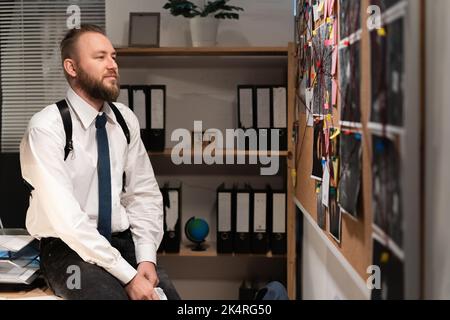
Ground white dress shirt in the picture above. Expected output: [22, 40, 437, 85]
[20, 87, 164, 285]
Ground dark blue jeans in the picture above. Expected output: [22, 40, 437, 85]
[40, 230, 180, 300]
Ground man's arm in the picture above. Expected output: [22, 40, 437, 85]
[20, 124, 137, 285]
[120, 110, 164, 270]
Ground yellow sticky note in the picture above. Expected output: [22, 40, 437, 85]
[381, 252, 390, 264]
[330, 128, 341, 140]
[315, 183, 321, 194]
[377, 28, 386, 37]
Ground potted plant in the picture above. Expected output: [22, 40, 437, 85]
[163, 0, 244, 47]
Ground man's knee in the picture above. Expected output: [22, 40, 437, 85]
[157, 266, 181, 300]
[51, 261, 129, 300]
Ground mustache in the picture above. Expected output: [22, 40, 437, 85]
[104, 72, 118, 78]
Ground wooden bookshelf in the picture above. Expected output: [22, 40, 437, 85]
[148, 149, 289, 157]
[158, 241, 286, 259]
[118, 44, 297, 299]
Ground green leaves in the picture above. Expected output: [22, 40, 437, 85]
[163, 0, 244, 19]
[202, 0, 226, 16]
[214, 12, 240, 20]
[204, 1, 244, 19]
[162, 0, 201, 18]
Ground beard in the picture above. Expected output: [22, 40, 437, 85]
[76, 66, 120, 102]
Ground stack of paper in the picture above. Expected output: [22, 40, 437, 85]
[0, 230, 40, 285]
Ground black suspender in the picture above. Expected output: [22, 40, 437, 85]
[108, 102, 130, 144]
[56, 100, 73, 161]
[56, 99, 131, 161]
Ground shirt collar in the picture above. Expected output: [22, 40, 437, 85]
[66, 87, 116, 130]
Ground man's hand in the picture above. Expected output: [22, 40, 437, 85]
[124, 262, 160, 300]
[137, 261, 159, 287]
[125, 273, 159, 300]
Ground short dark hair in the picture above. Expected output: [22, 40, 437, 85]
[60, 24, 106, 79]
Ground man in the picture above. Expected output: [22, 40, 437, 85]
[20, 24, 179, 300]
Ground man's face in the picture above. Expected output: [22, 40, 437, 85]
[73, 32, 120, 102]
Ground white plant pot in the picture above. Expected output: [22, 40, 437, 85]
[190, 16, 219, 47]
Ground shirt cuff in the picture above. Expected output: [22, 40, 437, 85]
[106, 256, 137, 285]
[135, 243, 158, 265]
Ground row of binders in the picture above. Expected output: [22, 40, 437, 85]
[217, 184, 287, 255]
[117, 84, 287, 152]
[118, 85, 166, 151]
[237, 85, 288, 151]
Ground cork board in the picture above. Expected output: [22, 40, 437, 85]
[293, 0, 422, 287]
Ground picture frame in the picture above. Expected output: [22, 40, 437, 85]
[129, 12, 160, 47]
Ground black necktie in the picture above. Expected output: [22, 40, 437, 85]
[96, 113, 112, 242]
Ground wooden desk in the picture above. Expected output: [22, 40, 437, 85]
[0, 285, 59, 300]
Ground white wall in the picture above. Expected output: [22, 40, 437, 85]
[299, 202, 370, 300]
[425, 0, 450, 300]
[106, 0, 294, 47]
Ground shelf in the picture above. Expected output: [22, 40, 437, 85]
[148, 149, 289, 157]
[117, 42, 297, 299]
[158, 241, 285, 258]
[115, 46, 289, 57]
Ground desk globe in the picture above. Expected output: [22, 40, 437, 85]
[185, 217, 209, 251]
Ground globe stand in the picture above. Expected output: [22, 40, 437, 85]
[191, 241, 207, 252]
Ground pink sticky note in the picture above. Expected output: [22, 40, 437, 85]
[324, 128, 330, 157]
[333, 20, 338, 45]
[328, 0, 335, 16]
[331, 47, 337, 75]
[324, 39, 332, 47]
[332, 79, 338, 106]
[324, 103, 329, 110]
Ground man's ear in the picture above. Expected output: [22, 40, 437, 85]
[63, 59, 77, 78]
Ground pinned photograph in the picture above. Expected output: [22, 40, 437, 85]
[312, 23, 332, 116]
[316, 182, 326, 230]
[371, 235, 404, 300]
[370, 17, 404, 126]
[372, 134, 403, 249]
[339, 0, 361, 39]
[311, 119, 324, 180]
[338, 132, 362, 218]
[339, 40, 361, 123]
[329, 187, 341, 243]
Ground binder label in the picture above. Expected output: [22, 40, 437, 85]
[257, 88, 271, 128]
[273, 193, 286, 233]
[239, 88, 253, 128]
[151, 89, 164, 129]
[218, 192, 232, 232]
[254, 193, 267, 232]
[133, 89, 146, 129]
[166, 190, 179, 232]
[236, 193, 250, 233]
[273, 87, 287, 128]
